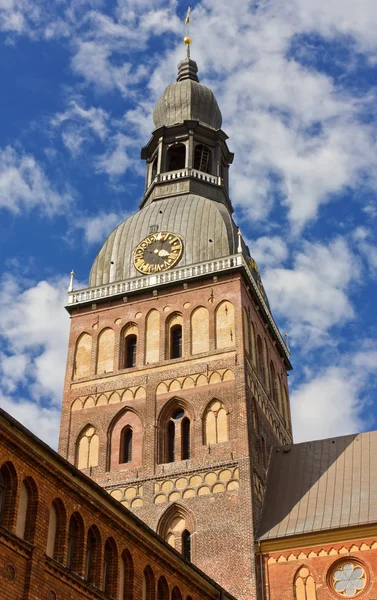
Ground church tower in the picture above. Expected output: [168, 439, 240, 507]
[59, 42, 293, 600]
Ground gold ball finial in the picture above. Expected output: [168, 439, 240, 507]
[184, 35, 192, 45]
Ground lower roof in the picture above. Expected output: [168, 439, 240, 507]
[257, 430, 377, 541]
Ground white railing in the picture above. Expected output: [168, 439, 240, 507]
[67, 254, 290, 360]
[157, 168, 221, 186]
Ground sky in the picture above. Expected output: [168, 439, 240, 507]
[1, 0, 377, 449]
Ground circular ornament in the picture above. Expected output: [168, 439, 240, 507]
[331, 561, 367, 596]
[133, 232, 183, 274]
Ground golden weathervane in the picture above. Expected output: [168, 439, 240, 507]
[184, 7, 192, 57]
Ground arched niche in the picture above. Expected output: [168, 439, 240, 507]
[191, 306, 209, 355]
[96, 328, 115, 374]
[73, 332, 92, 379]
[145, 309, 160, 364]
[215, 300, 235, 349]
[109, 409, 143, 471]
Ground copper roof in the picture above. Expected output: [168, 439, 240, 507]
[257, 430, 377, 540]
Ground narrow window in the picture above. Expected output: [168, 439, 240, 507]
[182, 530, 191, 561]
[125, 335, 137, 368]
[120, 428, 133, 464]
[157, 577, 169, 600]
[170, 325, 182, 359]
[181, 418, 190, 460]
[67, 519, 76, 570]
[67, 513, 84, 574]
[167, 421, 175, 463]
[120, 550, 134, 600]
[151, 156, 158, 181]
[0, 472, 5, 524]
[103, 538, 117, 597]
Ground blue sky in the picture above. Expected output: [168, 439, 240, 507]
[1, 0, 377, 448]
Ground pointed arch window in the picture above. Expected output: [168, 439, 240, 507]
[120, 428, 133, 464]
[16, 478, 38, 542]
[103, 538, 118, 597]
[85, 526, 101, 587]
[77, 426, 99, 470]
[143, 566, 155, 600]
[67, 512, 84, 575]
[294, 566, 317, 600]
[0, 462, 18, 531]
[157, 576, 169, 600]
[120, 550, 134, 600]
[256, 336, 265, 383]
[46, 499, 66, 562]
[161, 404, 191, 464]
[158, 506, 194, 561]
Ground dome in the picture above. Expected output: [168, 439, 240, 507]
[152, 58, 222, 131]
[89, 194, 238, 287]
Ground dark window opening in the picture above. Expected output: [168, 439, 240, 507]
[173, 409, 184, 420]
[125, 335, 137, 368]
[102, 540, 117, 596]
[166, 144, 186, 171]
[167, 421, 175, 463]
[85, 530, 99, 585]
[182, 530, 191, 561]
[170, 325, 182, 359]
[181, 418, 190, 460]
[0, 472, 5, 523]
[194, 144, 212, 173]
[120, 428, 133, 464]
[151, 156, 158, 181]
[67, 519, 77, 571]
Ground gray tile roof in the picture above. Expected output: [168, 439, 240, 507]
[257, 430, 377, 540]
[89, 194, 238, 287]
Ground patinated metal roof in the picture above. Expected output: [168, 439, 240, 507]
[258, 430, 377, 540]
[153, 57, 222, 131]
[89, 194, 238, 287]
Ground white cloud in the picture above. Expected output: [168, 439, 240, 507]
[96, 132, 133, 176]
[291, 342, 377, 442]
[247, 236, 288, 268]
[74, 210, 127, 244]
[0, 394, 61, 449]
[0, 272, 70, 403]
[0, 146, 72, 215]
[262, 237, 359, 346]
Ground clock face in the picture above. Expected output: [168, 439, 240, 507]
[133, 231, 183, 274]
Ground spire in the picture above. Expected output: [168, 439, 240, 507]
[177, 7, 199, 82]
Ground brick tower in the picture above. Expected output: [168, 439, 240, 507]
[59, 48, 293, 600]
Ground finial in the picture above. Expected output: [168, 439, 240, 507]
[237, 229, 242, 253]
[184, 7, 192, 58]
[68, 269, 75, 293]
[284, 333, 290, 351]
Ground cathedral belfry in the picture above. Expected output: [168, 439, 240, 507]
[60, 34, 292, 600]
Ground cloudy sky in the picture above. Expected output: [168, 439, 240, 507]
[1, 0, 377, 448]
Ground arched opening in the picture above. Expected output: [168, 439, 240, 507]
[46, 498, 66, 562]
[157, 576, 169, 600]
[96, 327, 115, 374]
[170, 325, 182, 359]
[166, 144, 185, 172]
[85, 525, 102, 587]
[0, 462, 18, 531]
[158, 504, 194, 560]
[182, 530, 191, 561]
[194, 144, 212, 173]
[294, 566, 317, 600]
[16, 477, 38, 542]
[191, 306, 209, 354]
[145, 309, 160, 364]
[256, 336, 265, 384]
[109, 409, 143, 471]
[215, 301, 235, 349]
[181, 417, 190, 460]
[143, 566, 155, 600]
[270, 361, 279, 406]
[73, 332, 92, 380]
[120, 428, 133, 464]
[67, 512, 85, 575]
[103, 537, 118, 597]
[76, 426, 99, 470]
[120, 549, 134, 600]
[160, 402, 192, 464]
[204, 400, 228, 444]
[172, 587, 183, 600]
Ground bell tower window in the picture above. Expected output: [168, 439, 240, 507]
[170, 325, 182, 359]
[125, 335, 137, 368]
[194, 144, 212, 174]
[166, 144, 186, 171]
